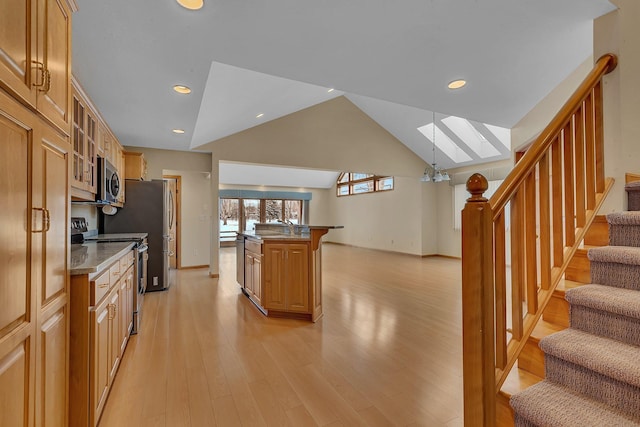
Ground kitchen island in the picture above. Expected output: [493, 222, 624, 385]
[237, 224, 342, 322]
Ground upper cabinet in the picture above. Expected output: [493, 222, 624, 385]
[71, 80, 98, 197]
[124, 151, 147, 180]
[71, 77, 125, 204]
[0, 0, 73, 134]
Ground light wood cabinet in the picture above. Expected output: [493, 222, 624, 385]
[91, 294, 110, 421]
[0, 88, 70, 426]
[71, 80, 98, 198]
[264, 243, 309, 313]
[0, 0, 73, 134]
[70, 250, 134, 426]
[245, 246, 263, 307]
[124, 151, 147, 180]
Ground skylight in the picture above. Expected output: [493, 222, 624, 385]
[417, 123, 473, 164]
[441, 115, 500, 159]
[485, 123, 511, 149]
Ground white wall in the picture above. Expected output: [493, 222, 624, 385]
[165, 170, 212, 267]
[324, 176, 429, 256]
[595, 2, 640, 213]
[125, 147, 213, 268]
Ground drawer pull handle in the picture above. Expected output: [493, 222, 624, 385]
[98, 283, 109, 289]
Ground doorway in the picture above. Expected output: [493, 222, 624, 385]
[163, 175, 181, 269]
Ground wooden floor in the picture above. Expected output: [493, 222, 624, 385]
[98, 244, 464, 427]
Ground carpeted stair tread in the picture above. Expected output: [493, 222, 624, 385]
[566, 284, 640, 319]
[510, 381, 640, 426]
[588, 245, 640, 265]
[607, 211, 640, 225]
[539, 329, 640, 388]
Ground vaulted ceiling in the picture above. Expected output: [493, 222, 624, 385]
[72, 0, 615, 182]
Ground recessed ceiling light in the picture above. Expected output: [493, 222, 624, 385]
[448, 80, 467, 90]
[173, 85, 192, 94]
[256, 113, 264, 118]
[327, 88, 335, 93]
[176, 0, 203, 10]
[172, 129, 185, 134]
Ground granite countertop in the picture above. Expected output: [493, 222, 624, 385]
[240, 231, 312, 241]
[84, 232, 148, 241]
[70, 241, 136, 275]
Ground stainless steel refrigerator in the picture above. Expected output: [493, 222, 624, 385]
[102, 179, 175, 291]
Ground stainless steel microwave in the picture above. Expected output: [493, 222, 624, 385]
[98, 158, 121, 203]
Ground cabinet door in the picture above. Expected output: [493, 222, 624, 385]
[119, 276, 129, 355]
[252, 255, 262, 304]
[36, 0, 72, 132]
[244, 253, 254, 295]
[85, 109, 97, 193]
[285, 244, 309, 313]
[264, 246, 286, 310]
[0, 0, 71, 133]
[108, 288, 121, 383]
[0, 0, 37, 106]
[38, 307, 68, 427]
[0, 92, 37, 427]
[33, 119, 69, 427]
[119, 266, 134, 355]
[71, 95, 86, 189]
[91, 299, 110, 423]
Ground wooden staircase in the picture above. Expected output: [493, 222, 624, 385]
[495, 215, 610, 426]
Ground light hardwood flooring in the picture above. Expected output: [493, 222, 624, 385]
[98, 244, 464, 427]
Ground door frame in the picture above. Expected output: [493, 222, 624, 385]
[163, 175, 181, 269]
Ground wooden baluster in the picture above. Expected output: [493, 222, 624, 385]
[585, 91, 596, 209]
[563, 122, 575, 247]
[495, 211, 507, 369]
[594, 81, 605, 193]
[539, 152, 551, 290]
[462, 174, 495, 426]
[525, 172, 538, 313]
[510, 188, 524, 340]
[551, 137, 564, 267]
[575, 105, 586, 227]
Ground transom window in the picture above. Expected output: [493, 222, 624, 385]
[336, 172, 394, 197]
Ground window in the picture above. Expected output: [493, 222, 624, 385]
[219, 197, 304, 242]
[336, 172, 394, 197]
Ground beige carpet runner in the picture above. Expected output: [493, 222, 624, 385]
[510, 211, 640, 426]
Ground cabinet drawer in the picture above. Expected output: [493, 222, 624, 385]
[91, 271, 111, 305]
[246, 240, 262, 255]
[120, 251, 134, 272]
[109, 261, 121, 283]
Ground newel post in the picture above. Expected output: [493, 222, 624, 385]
[462, 173, 496, 426]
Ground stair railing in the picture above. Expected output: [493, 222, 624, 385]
[461, 53, 617, 426]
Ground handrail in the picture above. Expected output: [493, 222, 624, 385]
[490, 54, 617, 216]
[461, 53, 617, 427]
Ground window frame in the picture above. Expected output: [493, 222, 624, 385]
[336, 172, 394, 197]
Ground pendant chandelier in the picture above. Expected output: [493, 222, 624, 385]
[421, 111, 450, 183]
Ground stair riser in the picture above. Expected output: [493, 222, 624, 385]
[610, 225, 640, 247]
[542, 294, 569, 327]
[566, 250, 591, 283]
[545, 355, 640, 419]
[518, 338, 545, 378]
[570, 305, 640, 346]
[590, 261, 640, 290]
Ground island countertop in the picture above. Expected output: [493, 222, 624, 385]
[70, 241, 136, 275]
